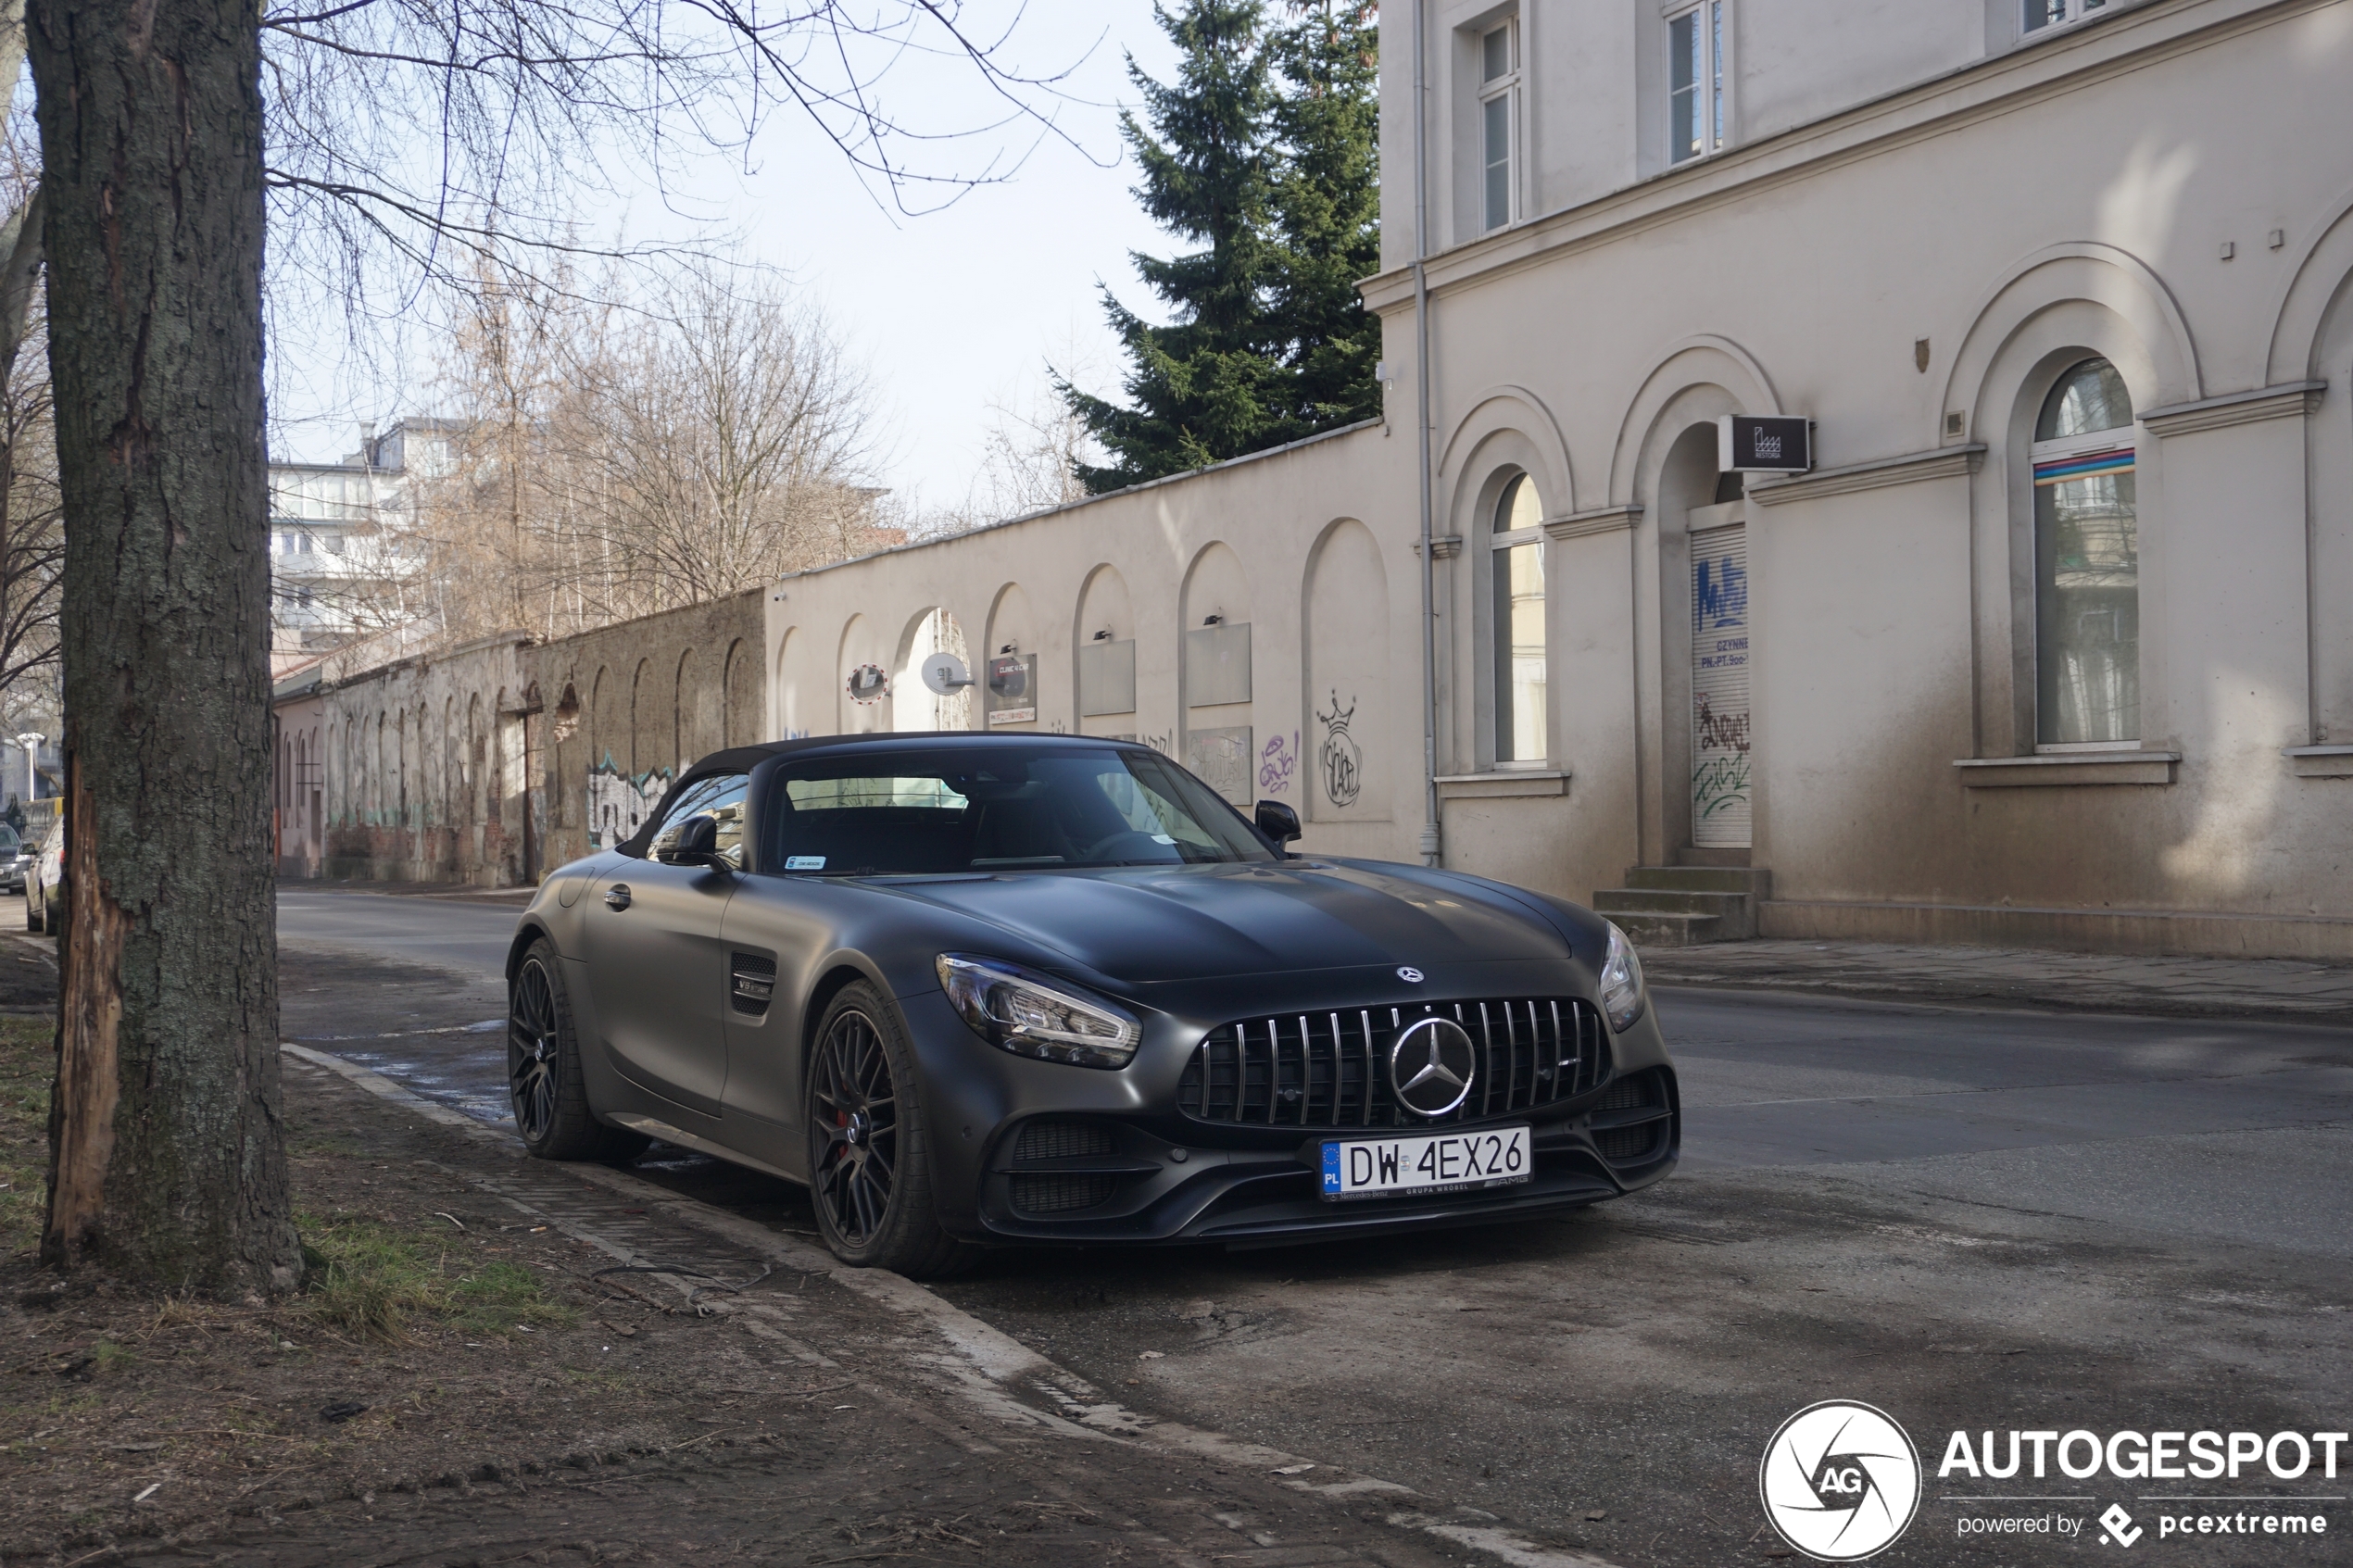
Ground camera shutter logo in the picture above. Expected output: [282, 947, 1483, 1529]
[1758, 1400, 1921, 1561]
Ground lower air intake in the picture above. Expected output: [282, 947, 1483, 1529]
[1595, 1123, 1661, 1160]
[1592, 1073, 1662, 1113]
[1009, 1173, 1118, 1214]
[1014, 1120, 1115, 1162]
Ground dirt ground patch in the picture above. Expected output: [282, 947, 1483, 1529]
[0, 1006, 1478, 1568]
[0, 936, 56, 1016]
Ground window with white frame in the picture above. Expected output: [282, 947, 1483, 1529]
[1667, 1, 1726, 165]
[2023, 0, 2106, 33]
[1489, 473, 1547, 764]
[1478, 19, 1517, 232]
[2031, 358, 2139, 747]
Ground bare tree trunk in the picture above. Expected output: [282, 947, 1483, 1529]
[30, 0, 300, 1294]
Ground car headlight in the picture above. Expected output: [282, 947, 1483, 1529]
[935, 954, 1141, 1070]
[1599, 922, 1646, 1033]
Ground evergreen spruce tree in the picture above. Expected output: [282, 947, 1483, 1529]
[1063, 0, 1282, 494]
[1063, 0, 1382, 495]
[1265, 1, 1382, 432]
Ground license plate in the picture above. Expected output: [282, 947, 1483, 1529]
[1320, 1124, 1530, 1201]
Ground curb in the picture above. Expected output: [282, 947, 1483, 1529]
[1645, 972, 2353, 1029]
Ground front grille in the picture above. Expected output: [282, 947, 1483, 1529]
[1177, 998, 1609, 1130]
[729, 953, 776, 1017]
[1009, 1173, 1118, 1214]
[1013, 1120, 1114, 1162]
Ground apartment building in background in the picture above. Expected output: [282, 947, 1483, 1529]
[268, 419, 458, 669]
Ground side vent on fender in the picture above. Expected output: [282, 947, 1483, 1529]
[730, 953, 777, 1018]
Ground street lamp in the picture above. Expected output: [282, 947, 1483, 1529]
[13, 734, 41, 804]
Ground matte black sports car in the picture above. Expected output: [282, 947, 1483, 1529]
[506, 734, 1679, 1275]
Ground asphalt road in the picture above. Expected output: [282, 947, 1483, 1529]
[277, 886, 524, 981]
[278, 886, 2353, 1567]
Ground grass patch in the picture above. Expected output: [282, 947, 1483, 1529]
[289, 1133, 362, 1159]
[301, 1213, 577, 1342]
[0, 1015, 51, 1255]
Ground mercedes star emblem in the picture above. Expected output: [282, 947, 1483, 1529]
[1389, 1015, 1478, 1117]
[1396, 966, 1424, 983]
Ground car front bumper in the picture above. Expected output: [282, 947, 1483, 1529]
[894, 969, 1680, 1248]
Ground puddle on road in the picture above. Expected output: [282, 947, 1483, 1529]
[323, 1040, 516, 1128]
[305, 1039, 818, 1233]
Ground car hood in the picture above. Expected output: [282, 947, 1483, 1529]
[870, 859, 1573, 985]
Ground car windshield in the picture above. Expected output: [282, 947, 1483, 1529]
[767, 746, 1276, 876]
[0, 827, 17, 852]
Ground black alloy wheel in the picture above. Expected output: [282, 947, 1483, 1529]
[506, 938, 648, 1162]
[509, 958, 563, 1146]
[810, 1007, 899, 1248]
[804, 982, 977, 1278]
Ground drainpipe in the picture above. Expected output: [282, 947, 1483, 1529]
[1412, 0, 1441, 868]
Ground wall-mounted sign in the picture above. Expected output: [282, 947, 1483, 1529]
[1186, 726, 1253, 803]
[1077, 638, 1137, 718]
[846, 663, 889, 705]
[1717, 415, 1814, 474]
[987, 654, 1038, 726]
[1184, 621, 1252, 708]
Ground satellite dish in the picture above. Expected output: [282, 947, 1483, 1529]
[920, 653, 974, 696]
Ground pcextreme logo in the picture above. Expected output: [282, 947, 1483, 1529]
[1760, 1400, 1924, 1562]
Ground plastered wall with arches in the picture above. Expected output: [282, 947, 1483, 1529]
[286, 588, 764, 887]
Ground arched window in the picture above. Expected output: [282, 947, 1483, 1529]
[2032, 358, 2138, 746]
[1489, 472, 1547, 764]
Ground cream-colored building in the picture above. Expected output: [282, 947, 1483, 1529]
[768, 0, 2353, 959]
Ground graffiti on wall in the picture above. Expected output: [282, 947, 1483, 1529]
[1315, 691, 1362, 809]
[587, 753, 671, 848]
[1691, 534, 1753, 844]
[1692, 746, 1751, 827]
[1257, 731, 1297, 794]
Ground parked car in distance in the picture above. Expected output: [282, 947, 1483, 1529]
[506, 734, 1680, 1277]
[25, 816, 61, 934]
[0, 824, 23, 895]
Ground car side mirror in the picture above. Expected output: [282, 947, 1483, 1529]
[659, 813, 728, 870]
[1254, 798, 1302, 851]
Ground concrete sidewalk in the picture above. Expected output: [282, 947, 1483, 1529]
[1641, 937, 2353, 1027]
[276, 876, 535, 904]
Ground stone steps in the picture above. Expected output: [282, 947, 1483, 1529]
[1592, 865, 1771, 947]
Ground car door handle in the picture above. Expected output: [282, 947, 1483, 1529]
[604, 884, 632, 910]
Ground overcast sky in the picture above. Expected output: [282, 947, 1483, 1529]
[268, 1, 1182, 514]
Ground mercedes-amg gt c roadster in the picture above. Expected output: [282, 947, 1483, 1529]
[506, 734, 1679, 1275]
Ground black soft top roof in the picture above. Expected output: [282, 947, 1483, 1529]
[616, 732, 1152, 859]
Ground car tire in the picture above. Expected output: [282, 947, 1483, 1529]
[24, 891, 37, 933]
[508, 937, 649, 1163]
[805, 981, 979, 1280]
